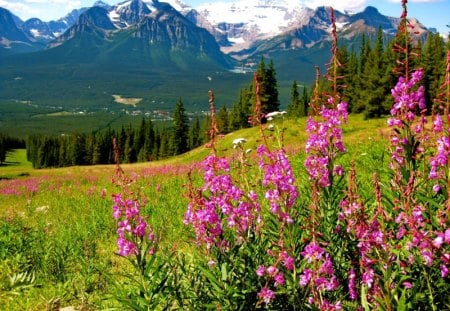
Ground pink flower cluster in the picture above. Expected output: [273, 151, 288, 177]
[305, 100, 348, 187]
[184, 154, 261, 249]
[389, 71, 426, 120]
[339, 196, 388, 299]
[256, 250, 295, 305]
[299, 242, 341, 310]
[429, 114, 449, 192]
[387, 70, 426, 169]
[113, 194, 155, 257]
[257, 145, 298, 223]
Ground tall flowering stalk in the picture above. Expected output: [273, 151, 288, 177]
[184, 90, 262, 251]
[304, 7, 348, 192]
[300, 7, 347, 310]
[110, 137, 174, 310]
[429, 50, 450, 198]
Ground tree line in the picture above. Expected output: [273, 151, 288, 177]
[0, 134, 25, 165]
[26, 100, 213, 168]
[309, 29, 448, 118]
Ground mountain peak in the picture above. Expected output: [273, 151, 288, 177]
[110, 0, 152, 28]
[93, 1, 112, 9]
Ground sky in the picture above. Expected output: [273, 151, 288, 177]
[1, 0, 449, 34]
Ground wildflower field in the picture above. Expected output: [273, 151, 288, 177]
[1, 2, 449, 310]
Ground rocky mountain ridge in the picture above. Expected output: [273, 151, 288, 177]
[0, 0, 431, 59]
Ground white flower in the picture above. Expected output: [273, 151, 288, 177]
[233, 138, 247, 146]
[266, 111, 281, 118]
[266, 111, 287, 119]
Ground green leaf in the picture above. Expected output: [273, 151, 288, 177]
[221, 263, 228, 281]
[198, 265, 222, 294]
[397, 288, 407, 311]
[361, 285, 371, 311]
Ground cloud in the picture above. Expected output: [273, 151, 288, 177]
[24, 0, 80, 4]
[299, 0, 368, 12]
[0, 0, 40, 18]
[387, 0, 444, 2]
[0, 0, 82, 21]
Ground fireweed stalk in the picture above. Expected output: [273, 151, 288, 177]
[335, 2, 450, 309]
[254, 109, 299, 306]
[429, 50, 450, 198]
[299, 8, 346, 310]
[184, 90, 262, 250]
[111, 137, 157, 274]
[185, 84, 300, 306]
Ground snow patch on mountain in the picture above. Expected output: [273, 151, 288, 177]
[192, 0, 314, 53]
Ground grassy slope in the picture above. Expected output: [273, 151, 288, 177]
[0, 114, 389, 309]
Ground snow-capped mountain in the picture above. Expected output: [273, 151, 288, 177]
[185, 0, 429, 55]
[1, 0, 431, 58]
[191, 0, 313, 53]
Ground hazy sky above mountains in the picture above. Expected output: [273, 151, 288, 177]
[1, 0, 449, 34]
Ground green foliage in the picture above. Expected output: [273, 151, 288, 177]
[172, 99, 190, 155]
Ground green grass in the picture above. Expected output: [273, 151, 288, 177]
[0, 115, 392, 309]
[0, 149, 33, 180]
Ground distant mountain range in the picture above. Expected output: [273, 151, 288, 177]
[0, 0, 432, 111]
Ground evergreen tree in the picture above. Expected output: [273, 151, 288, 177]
[230, 87, 252, 130]
[265, 60, 280, 113]
[287, 80, 300, 117]
[301, 86, 310, 117]
[344, 47, 359, 112]
[423, 32, 446, 112]
[216, 105, 230, 134]
[200, 115, 212, 144]
[172, 99, 189, 155]
[361, 28, 391, 118]
[142, 118, 155, 161]
[124, 128, 136, 163]
[252, 58, 280, 116]
[189, 117, 201, 149]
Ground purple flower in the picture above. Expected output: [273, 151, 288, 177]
[280, 251, 295, 270]
[348, 268, 357, 300]
[301, 242, 324, 263]
[256, 265, 266, 277]
[274, 273, 285, 287]
[304, 102, 348, 188]
[299, 269, 313, 286]
[258, 287, 275, 304]
[362, 269, 374, 289]
[441, 265, 449, 278]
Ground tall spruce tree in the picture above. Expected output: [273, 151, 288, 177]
[172, 99, 189, 155]
[361, 28, 391, 118]
[189, 117, 201, 149]
[217, 105, 230, 134]
[287, 80, 301, 117]
[423, 32, 446, 112]
[252, 58, 280, 116]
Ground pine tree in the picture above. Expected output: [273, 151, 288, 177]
[287, 80, 300, 117]
[216, 105, 230, 134]
[361, 28, 391, 118]
[344, 47, 359, 112]
[172, 99, 189, 155]
[189, 117, 201, 149]
[423, 32, 446, 112]
[252, 58, 280, 117]
[301, 86, 310, 117]
[265, 60, 280, 113]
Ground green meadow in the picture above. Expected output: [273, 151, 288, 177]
[0, 115, 393, 309]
